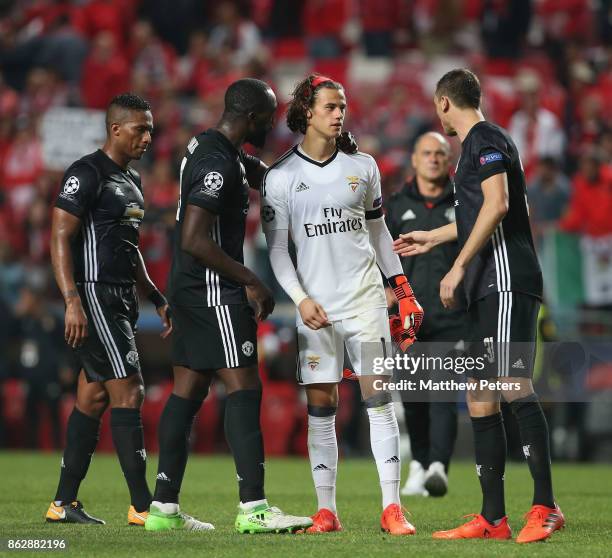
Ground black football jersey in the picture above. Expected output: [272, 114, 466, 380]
[454, 121, 543, 306]
[167, 129, 256, 307]
[54, 150, 145, 285]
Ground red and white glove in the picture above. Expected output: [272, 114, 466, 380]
[389, 313, 416, 352]
[389, 275, 423, 338]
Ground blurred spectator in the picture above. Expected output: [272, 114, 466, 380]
[303, 0, 348, 58]
[129, 20, 178, 100]
[72, 0, 138, 48]
[0, 119, 43, 218]
[23, 197, 51, 265]
[481, 0, 532, 60]
[527, 157, 571, 243]
[559, 148, 612, 236]
[14, 272, 67, 449]
[80, 31, 130, 109]
[209, 1, 263, 67]
[509, 70, 565, 179]
[359, 0, 410, 57]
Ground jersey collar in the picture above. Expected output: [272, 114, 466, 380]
[293, 145, 338, 167]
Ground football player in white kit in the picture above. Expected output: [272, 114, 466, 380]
[262, 75, 424, 534]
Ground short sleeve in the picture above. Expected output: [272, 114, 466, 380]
[365, 158, 383, 220]
[261, 169, 289, 232]
[187, 155, 234, 214]
[54, 163, 99, 218]
[472, 129, 510, 182]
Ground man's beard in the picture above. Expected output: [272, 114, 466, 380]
[247, 129, 268, 148]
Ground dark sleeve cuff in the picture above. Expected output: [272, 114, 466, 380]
[478, 162, 507, 183]
[54, 197, 85, 218]
[187, 197, 220, 215]
[365, 208, 383, 220]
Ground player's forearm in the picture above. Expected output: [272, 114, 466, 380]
[135, 249, 158, 297]
[368, 218, 403, 278]
[264, 229, 308, 306]
[454, 198, 507, 269]
[51, 230, 80, 305]
[430, 222, 458, 246]
[183, 236, 259, 287]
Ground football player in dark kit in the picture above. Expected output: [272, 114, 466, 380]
[395, 69, 564, 543]
[145, 78, 312, 533]
[46, 94, 171, 526]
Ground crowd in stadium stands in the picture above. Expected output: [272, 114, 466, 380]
[0, 0, 611, 456]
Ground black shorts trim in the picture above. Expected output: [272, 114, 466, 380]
[172, 303, 258, 371]
[468, 291, 540, 379]
[75, 283, 140, 383]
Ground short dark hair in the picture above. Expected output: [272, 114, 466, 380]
[286, 74, 343, 134]
[224, 78, 275, 117]
[105, 93, 151, 130]
[435, 69, 481, 109]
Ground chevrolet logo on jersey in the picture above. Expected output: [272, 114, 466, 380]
[347, 176, 360, 192]
[121, 203, 144, 225]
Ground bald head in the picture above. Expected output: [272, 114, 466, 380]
[412, 132, 451, 186]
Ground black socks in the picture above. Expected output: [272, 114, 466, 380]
[510, 394, 555, 508]
[110, 408, 151, 513]
[55, 408, 100, 504]
[471, 413, 507, 523]
[153, 394, 202, 504]
[224, 390, 265, 503]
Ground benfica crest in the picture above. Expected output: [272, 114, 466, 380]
[307, 355, 320, 370]
[347, 176, 360, 192]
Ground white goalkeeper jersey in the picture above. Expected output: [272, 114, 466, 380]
[261, 145, 387, 321]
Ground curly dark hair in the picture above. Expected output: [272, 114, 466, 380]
[286, 74, 343, 134]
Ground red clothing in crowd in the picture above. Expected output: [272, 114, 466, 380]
[359, 0, 410, 32]
[303, 0, 349, 37]
[80, 48, 130, 109]
[559, 166, 612, 236]
[72, 0, 138, 47]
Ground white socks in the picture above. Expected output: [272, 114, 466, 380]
[367, 403, 401, 509]
[307, 414, 338, 513]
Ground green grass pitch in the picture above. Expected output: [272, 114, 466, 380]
[1, 452, 610, 557]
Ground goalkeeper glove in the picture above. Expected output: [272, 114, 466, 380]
[389, 275, 423, 334]
[389, 313, 416, 352]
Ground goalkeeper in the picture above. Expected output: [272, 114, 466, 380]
[262, 75, 423, 535]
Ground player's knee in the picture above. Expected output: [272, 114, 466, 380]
[110, 383, 145, 409]
[363, 392, 393, 408]
[307, 404, 337, 417]
[77, 389, 108, 419]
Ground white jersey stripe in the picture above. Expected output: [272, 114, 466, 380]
[492, 229, 502, 291]
[222, 305, 239, 367]
[84, 284, 125, 378]
[505, 292, 513, 377]
[498, 226, 511, 291]
[215, 306, 232, 367]
[88, 216, 98, 281]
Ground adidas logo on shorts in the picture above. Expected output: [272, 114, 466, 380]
[313, 463, 330, 471]
[512, 358, 526, 369]
[156, 472, 170, 482]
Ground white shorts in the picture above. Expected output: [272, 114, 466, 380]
[296, 307, 391, 385]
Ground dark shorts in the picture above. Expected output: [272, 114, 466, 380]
[171, 303, 258, 372]
[75, 283, 140, 383]
[468, 292, 540, 379]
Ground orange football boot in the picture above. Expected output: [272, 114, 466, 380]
[127, 505, 148, 526]
[380, 504, 416, 535]
[516, 504, 565, 543]
[432, 514, 511, 540]
[305, 508, 343, 533]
